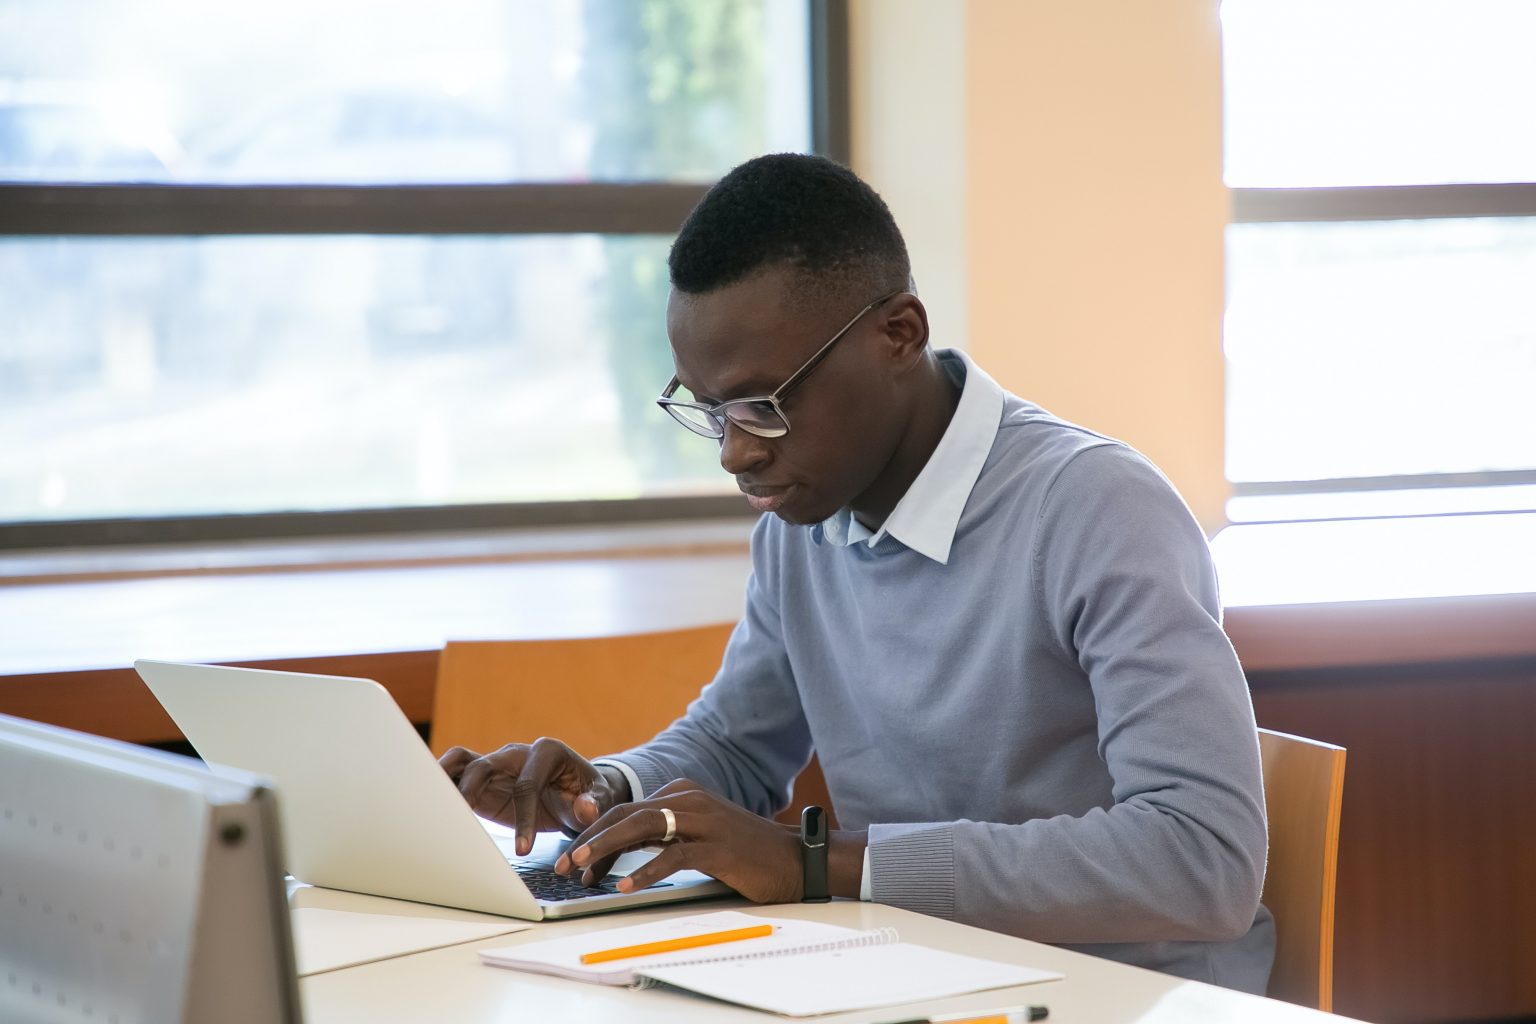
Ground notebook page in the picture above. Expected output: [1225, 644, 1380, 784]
[640, 941, 1063, 1017]
[478, 910, 872, 986]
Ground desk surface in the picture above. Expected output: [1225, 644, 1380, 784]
[299, 898, 1359, 1024]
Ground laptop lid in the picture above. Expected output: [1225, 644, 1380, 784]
[133, 660, 727, 920]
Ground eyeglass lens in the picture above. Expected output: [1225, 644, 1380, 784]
[665, 398, 788, 439]
[723, 400, 788, 437]
[667, 404, 721, 436]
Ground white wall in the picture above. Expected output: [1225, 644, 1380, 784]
[848, 0, 969, 352]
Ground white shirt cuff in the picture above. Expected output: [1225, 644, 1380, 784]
[860, 846, 873, 902]
[590, 758, 646, 802]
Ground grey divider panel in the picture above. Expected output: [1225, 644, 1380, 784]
[0, 713, 300, 1024]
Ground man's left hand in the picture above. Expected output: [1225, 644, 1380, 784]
[553, 778, 803, 903]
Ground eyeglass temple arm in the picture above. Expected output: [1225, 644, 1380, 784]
[772, 291, 901, 401]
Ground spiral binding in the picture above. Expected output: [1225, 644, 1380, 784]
[631, 926, 900, 990]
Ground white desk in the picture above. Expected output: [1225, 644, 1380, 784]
[300, 899, 1360, 1023]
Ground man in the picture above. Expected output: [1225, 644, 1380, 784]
[440, 154, 1274, 992]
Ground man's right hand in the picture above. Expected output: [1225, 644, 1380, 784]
[438, 738, 630, 856]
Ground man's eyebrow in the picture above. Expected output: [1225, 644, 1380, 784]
[682, 375, 778, 404]
[674, 377, 715, 404]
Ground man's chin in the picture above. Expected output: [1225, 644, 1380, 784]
[769, 500, 834, 527]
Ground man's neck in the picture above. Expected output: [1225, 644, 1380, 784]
[849, 354, 963, 530]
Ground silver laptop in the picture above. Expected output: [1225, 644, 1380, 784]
[134, 659, 730, 920]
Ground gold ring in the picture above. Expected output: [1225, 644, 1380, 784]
[659, 806, 677, 843]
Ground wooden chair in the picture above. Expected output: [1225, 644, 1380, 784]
[430, 622, 834, 827]
[1257, 726, 1347, 1011]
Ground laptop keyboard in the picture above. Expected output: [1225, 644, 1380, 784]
[511, 862, 672, 902]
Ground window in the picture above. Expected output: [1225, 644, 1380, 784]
[0, 0, 846, 546]
[1221, 0, 1536, 522]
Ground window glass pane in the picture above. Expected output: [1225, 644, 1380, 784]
[1224, 217, 1536, 483]
[1222, 0, 1536, 187]
[0, 0, 810, 184]
[0, 235, 731, 521]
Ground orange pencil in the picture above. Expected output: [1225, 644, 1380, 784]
[578, 923, 775, 964]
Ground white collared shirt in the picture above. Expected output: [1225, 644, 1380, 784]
[817, 349, 1005, 566]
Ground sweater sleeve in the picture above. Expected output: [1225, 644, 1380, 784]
[868, 444, 1268, 945]
[600, 517, 813, 817]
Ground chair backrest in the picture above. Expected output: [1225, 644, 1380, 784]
[431, 623, 833, 827]
[1257, 726, 1347, 1011]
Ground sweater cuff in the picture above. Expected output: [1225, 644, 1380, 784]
[592, 751, 675, 801]
[868, 822, 956, 919]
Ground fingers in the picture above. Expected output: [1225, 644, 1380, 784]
[556, 779, 803, 904]
[559, 784, 708, 881]
[573, 791, 603, 828]
[454, 744, 524, 819]
[449, 737, 611, 856]
[616, 843, 697, 893]
[579, 776, 695, 850]
[557, 803, 664, 866]
[437, 746, 480, 784]
[511, 736, 592, 856]
[570, 805, 683, 884]
[561, 782, 720, 892]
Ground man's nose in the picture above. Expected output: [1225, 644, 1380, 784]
[719, 420, 772, 476]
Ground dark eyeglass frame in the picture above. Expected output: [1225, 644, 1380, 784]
[656, 290, 903, 440]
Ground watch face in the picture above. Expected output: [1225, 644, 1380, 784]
[801, 805, 827, 845]
[799, 804, 831, 902]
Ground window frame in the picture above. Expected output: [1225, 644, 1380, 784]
[1227, 180, 1536, 510]
[0, 0, 850, 551]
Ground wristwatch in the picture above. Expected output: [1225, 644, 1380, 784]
[800, 805, 830, 903]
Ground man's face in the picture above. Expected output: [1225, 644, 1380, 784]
[665, 266, 906, 526]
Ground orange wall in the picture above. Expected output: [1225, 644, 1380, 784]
[852, 1, 1229, 530]
[966, 0, 1229, 529]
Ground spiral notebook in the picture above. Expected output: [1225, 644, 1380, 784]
[478, 910, 1061, 1016]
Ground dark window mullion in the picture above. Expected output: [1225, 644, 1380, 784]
[810, 0, 850, 165]
[0, 496, 756, 550]
[0, 183, 711, 236]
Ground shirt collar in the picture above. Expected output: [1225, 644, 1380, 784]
[818, 349, 1005, 564]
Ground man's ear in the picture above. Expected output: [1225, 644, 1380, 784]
[877, 293, 930, 370]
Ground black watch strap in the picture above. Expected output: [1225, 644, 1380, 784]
[800, 805, 830, 903]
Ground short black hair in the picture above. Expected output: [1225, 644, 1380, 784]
[668, 153, 911, 302]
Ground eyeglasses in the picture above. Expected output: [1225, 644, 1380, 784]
[657, 290, 901, 440]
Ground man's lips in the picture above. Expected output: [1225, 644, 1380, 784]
[739, 484, 789, 513]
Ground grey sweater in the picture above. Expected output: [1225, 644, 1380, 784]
[609, 353, 1275, 992]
